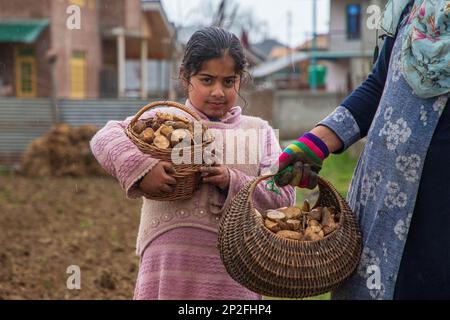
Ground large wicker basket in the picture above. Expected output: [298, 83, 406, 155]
[125, 101, 213, 201]
[218, 174, 362, 298]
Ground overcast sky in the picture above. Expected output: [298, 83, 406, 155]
[160, 0, 330, 47]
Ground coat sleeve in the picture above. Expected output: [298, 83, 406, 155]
[89, 115, 161, 199]
[317, 35, 396, 152]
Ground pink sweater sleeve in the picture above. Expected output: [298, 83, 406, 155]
[89, 115, 161, 199]
[222, 122, 296, 213]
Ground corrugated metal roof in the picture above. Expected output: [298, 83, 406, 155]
[250, 50, 373, 78]
[250, 52, 309, 78]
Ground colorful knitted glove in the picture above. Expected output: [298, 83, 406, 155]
[274, 132, 329, 189]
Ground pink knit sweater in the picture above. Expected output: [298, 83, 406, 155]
[90, 101, 295, 255]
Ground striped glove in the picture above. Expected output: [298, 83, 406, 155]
[274, 132, 329, 189]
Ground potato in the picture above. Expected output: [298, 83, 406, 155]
[266, 210, 286, 221]
[308, 219, 320, 227]
[173, 114, 190, 123]
[321, 207, 338, 235]
[263, 204, 341, 240]
[154, 124, 173, 138]
[151, 118, 164, 131]
[132, 120, 147, 135]
[304, 227, 324, 241]
[264, 219, 281, 233]
[286, 219, 301, 231]
[309, 225, 322, 234]
[323, 225, 337, 236]
[321, 207, 334, 226]
[170, 129, 192, 147]
[156, 111, 173, 121]
[164, 121, 190, 130]
[153, 135, 170, 149]
[279, 207, 301, 219]
[140, 128, 155, 144]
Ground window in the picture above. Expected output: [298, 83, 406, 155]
[70, 50, 87, 99]
[70, 0, 85, 7]
[15, 47, 37, 97]
[88, 0, 96, 10]
[70, 0, 96, 10]
[346, 4, 361, 40]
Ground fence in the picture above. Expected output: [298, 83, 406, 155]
[0, 98, 152, 166]
[241, 89, 347, 140]
[273, 90, 347, 139]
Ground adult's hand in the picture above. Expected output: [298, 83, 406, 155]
[272, 127, 342, 189]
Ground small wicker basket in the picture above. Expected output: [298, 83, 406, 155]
[218, 174, 362, 298]
[124, 101, 213, 201]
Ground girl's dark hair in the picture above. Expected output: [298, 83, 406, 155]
[181, 27, 248, 80]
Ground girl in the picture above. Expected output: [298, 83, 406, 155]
[90, 27, 295, 300]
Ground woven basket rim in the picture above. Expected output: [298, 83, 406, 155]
[124, 100, 214, 155]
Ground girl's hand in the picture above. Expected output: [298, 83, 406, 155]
[138, 161, 177, 196]
[199, 164, 230, 190]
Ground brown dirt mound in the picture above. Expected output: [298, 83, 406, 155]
[20, 124, 107, 177]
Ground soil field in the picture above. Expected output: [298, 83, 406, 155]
[0, 175, 142, 299]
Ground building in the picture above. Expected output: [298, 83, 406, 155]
[0, 0, 175, 99]
[250, 0, 388, 93]
[323, 0, 387, 92]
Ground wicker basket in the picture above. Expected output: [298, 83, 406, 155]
[218, 174, 362, 298]
[124, 101, 213, 201]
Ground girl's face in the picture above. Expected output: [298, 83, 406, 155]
[185, 54, 241, 119]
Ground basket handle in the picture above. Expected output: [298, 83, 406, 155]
[129, 100, 202, 127]
[247, 173, 327, 205]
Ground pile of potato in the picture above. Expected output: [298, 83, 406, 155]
[257, 200, 340, 241]
[132, 111, 205, 150]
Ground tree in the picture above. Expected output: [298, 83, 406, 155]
[184, 0, 268, 44]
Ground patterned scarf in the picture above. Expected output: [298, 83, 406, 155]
[381, 0, 450, 98]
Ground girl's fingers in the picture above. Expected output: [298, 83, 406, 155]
[161, 162, 176, 174]
[164, 174, 177, 185]
[199, 166, 221, 175]
[202, 175, 222, 184]
[160, 184, 174, 193]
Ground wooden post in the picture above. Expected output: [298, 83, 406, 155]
[117, 30, 126, 98]
[140, 39, 148, 100]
